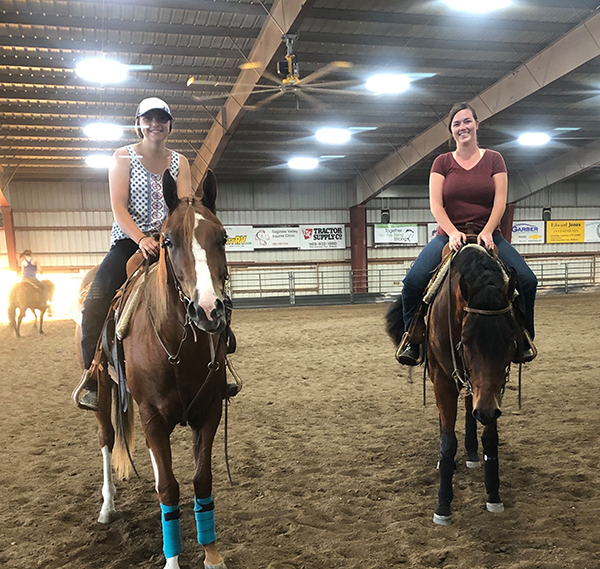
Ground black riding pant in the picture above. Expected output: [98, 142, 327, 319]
[81, 238, 138, 370]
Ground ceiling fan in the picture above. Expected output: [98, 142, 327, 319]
[187, 34, 362, 111]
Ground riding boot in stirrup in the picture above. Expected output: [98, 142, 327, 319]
[513, 330, 537, 364]
[73, 369, 99, 411]
[395, 333, 423, 366]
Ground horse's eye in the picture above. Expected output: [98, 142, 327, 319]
[222, 234, 228, 246]
[162, 235, 173, 248]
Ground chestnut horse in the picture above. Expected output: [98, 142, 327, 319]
[8, 279, 55, 338]
[388, 244, 519, 525]
[75, 170, 230, 569]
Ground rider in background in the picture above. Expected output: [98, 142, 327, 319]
[20, 250, 45, 290]
[397, 102, 537, 366]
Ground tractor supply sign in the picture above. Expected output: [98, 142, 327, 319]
[511, 221, 545, 244]
[299, 224, 346, 249]
[546, 220, 585, 244]
[584, 220, 600, 243]
[224, 226, 254, 251]
[253, 227, 300, 249]
[374, 224, 419, 245]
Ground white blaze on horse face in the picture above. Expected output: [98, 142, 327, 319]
[192, 213, 219, 321]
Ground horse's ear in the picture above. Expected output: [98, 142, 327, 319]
[198, 170, 217, 213]
[459, 274, 470, 302]
[163, 169, 179, 214]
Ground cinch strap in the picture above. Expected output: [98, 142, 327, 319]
[160, 504, 182, 559]
[194, 496, 217, 545]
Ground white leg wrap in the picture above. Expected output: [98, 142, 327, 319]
[164, 556, 181, 569]
[98, 446, 117, 524]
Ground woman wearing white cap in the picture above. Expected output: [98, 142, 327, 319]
[76, 97, 192, 410]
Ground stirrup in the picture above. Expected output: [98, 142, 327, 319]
[72, 369, 99, 410]
[395, 332, 423, 365]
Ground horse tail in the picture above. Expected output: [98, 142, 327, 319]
[385, 295, 405, 346]
[111, 385, 135, 480]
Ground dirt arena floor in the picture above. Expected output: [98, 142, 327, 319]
[1, 292, 599, 569]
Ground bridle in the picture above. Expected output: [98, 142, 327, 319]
[446, 254, 513, 395]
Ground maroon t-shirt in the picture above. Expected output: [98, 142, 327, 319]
[431, 149, 507, 237]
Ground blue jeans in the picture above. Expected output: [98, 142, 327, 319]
[401, 235, 537, 338]
[80, 238, 139, 369]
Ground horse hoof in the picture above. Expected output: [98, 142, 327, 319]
[204, 563, 228, 569]
[97, 509, 117, 524]
[486, 502, 505, 513]
[466, 460, 481, 469]
[433, 513, 452, 526]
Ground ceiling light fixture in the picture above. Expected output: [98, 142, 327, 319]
[365, 74, 411, 95]
[83, 122, 123, 141]
[445, 0, 511, 13]
[288, 157, 319, 170]
[518, 133, 550, 146]
[76, 58, 129, 84]
[85, 154, 113, 169]
[315, 128, 352, 144]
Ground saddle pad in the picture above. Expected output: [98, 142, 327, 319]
[116, 264, 157, 340]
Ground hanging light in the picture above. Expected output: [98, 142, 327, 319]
[83, 123, 124, 141]
[85, 155, 113, 169]
[445, 0, 511, 13]
[365, 74, 411, 95]
[76, 58, 129, 84]
[316, 128, 352, 144]
[288, 157, 319, 170]
[518, 133, 551, 146]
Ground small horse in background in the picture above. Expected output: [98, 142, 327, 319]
[8, 279, 55, 338]
[387, 244, 519, 525]
[74, 170, 231, 569]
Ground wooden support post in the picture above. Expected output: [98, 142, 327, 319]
[500, 202, 516, 243]
[0, 187, 18, 272]
[350, 204, 367, 293]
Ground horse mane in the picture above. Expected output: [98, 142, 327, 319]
[453, 245, 516, 361]
[145, 202, 197, 325]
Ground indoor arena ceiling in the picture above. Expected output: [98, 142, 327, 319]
[2, 0, 600, 204]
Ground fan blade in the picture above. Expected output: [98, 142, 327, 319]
[245, 90, 285, 110]
[191, 93, 230, 103]
[191, 86, 281, 104]
[296, 61, 354, 86]
[303, 86, 366, 97]
[296, 90, 326, 110]
[239, 61, 262, 70]
[305, 79, 362, 89]
[238, 61, 282, 86]
[187, 77, 237, 87]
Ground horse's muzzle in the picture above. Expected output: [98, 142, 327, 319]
[472, 406, 502, 425]
[187, 298, 227, 333]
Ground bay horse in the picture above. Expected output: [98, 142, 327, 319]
[387, 244, 519, 525]
[8, 279, 55, 338]
[74, 170, 230, 569]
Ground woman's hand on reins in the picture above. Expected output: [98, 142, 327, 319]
[138, 235, 160, 259]
[477, 231, 494, 251]
[449, 230, 466, 251]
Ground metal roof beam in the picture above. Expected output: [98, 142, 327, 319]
[510, 139, 600, 202]
[191, 0, 315, 184]
[355, 10, 600, 204]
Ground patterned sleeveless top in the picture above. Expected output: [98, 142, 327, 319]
[110, 145, 180, 246]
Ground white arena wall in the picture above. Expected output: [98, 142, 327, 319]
[1, 177, 599, 313]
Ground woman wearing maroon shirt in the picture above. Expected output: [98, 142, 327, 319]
[397, 102, 537, 365]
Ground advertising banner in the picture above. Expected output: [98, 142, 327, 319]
[374, 224, 419, 244]
[511, 221, 545, 244]
[299, 224, 346, 249]
[584, 220, 600, 243]
[224, 225, 254, 251]
[546, 220, 585, 244]
[253, 227, 300, 249]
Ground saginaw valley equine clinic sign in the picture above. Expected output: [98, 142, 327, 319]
[511, 221, 545, 244]
[224, 225, 345, 251]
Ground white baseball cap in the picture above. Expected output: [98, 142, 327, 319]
[135, 97, 173, 120]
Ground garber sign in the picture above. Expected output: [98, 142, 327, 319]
[511, 221, 544, 244]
